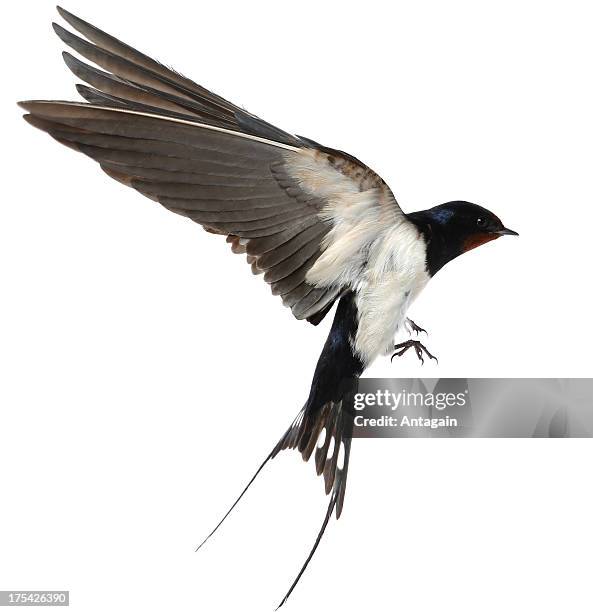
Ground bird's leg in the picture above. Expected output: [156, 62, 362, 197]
[391, 340, 438, 365]
[405, 318, 428, 336]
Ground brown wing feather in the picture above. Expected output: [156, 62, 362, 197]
[21, 102, 340, 320]
[54, 7, 300, 146]
[21, 9, 399, 325]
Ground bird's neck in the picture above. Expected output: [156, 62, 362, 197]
[406, 210, 464, 276]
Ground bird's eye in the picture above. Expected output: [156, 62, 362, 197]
[476, 217, 487, 228]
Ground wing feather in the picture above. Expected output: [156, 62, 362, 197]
[62, 52, 226, 123]
[20, 9, 404, 325]
[54, 6, 300, 146]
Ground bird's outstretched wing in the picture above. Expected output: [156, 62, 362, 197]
[20, 7, 406, 325]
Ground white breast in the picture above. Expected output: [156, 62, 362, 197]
[287, 150, 430, 365]
[352, 220, 430, 367]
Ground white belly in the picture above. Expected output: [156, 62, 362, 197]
[352, 223, 430, 367]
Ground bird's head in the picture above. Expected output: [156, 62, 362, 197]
[408, 201, 518, 275]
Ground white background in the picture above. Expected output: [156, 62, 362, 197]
[2, 1, 592, 610]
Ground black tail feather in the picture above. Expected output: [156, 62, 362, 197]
[273, 400, 355, 606]
[195, 449, 274, 552]
[194, 407, 308, 552]
[275, 487, 338, 610]
[195, 401, 354, 606]
[196, 292, 361, 604]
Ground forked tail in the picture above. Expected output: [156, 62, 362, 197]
[272, 396, 356, 608]
[196, 294, 363, 607]
[195, 395, 356, 607]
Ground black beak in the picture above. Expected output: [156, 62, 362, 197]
[496, 227, 519, 236]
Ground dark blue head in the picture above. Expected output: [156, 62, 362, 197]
[408, 201, 518, 276]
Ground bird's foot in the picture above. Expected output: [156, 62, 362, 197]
[391, 340, 438, 365]
[405, 318, 428, 336]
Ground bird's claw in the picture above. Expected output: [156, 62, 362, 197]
[391, 340, 438, 365]
[405, 318, 428, 337]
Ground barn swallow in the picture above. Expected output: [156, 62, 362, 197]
[19, 7, 518, 607]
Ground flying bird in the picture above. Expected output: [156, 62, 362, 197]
[19, 7, 518, 607]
